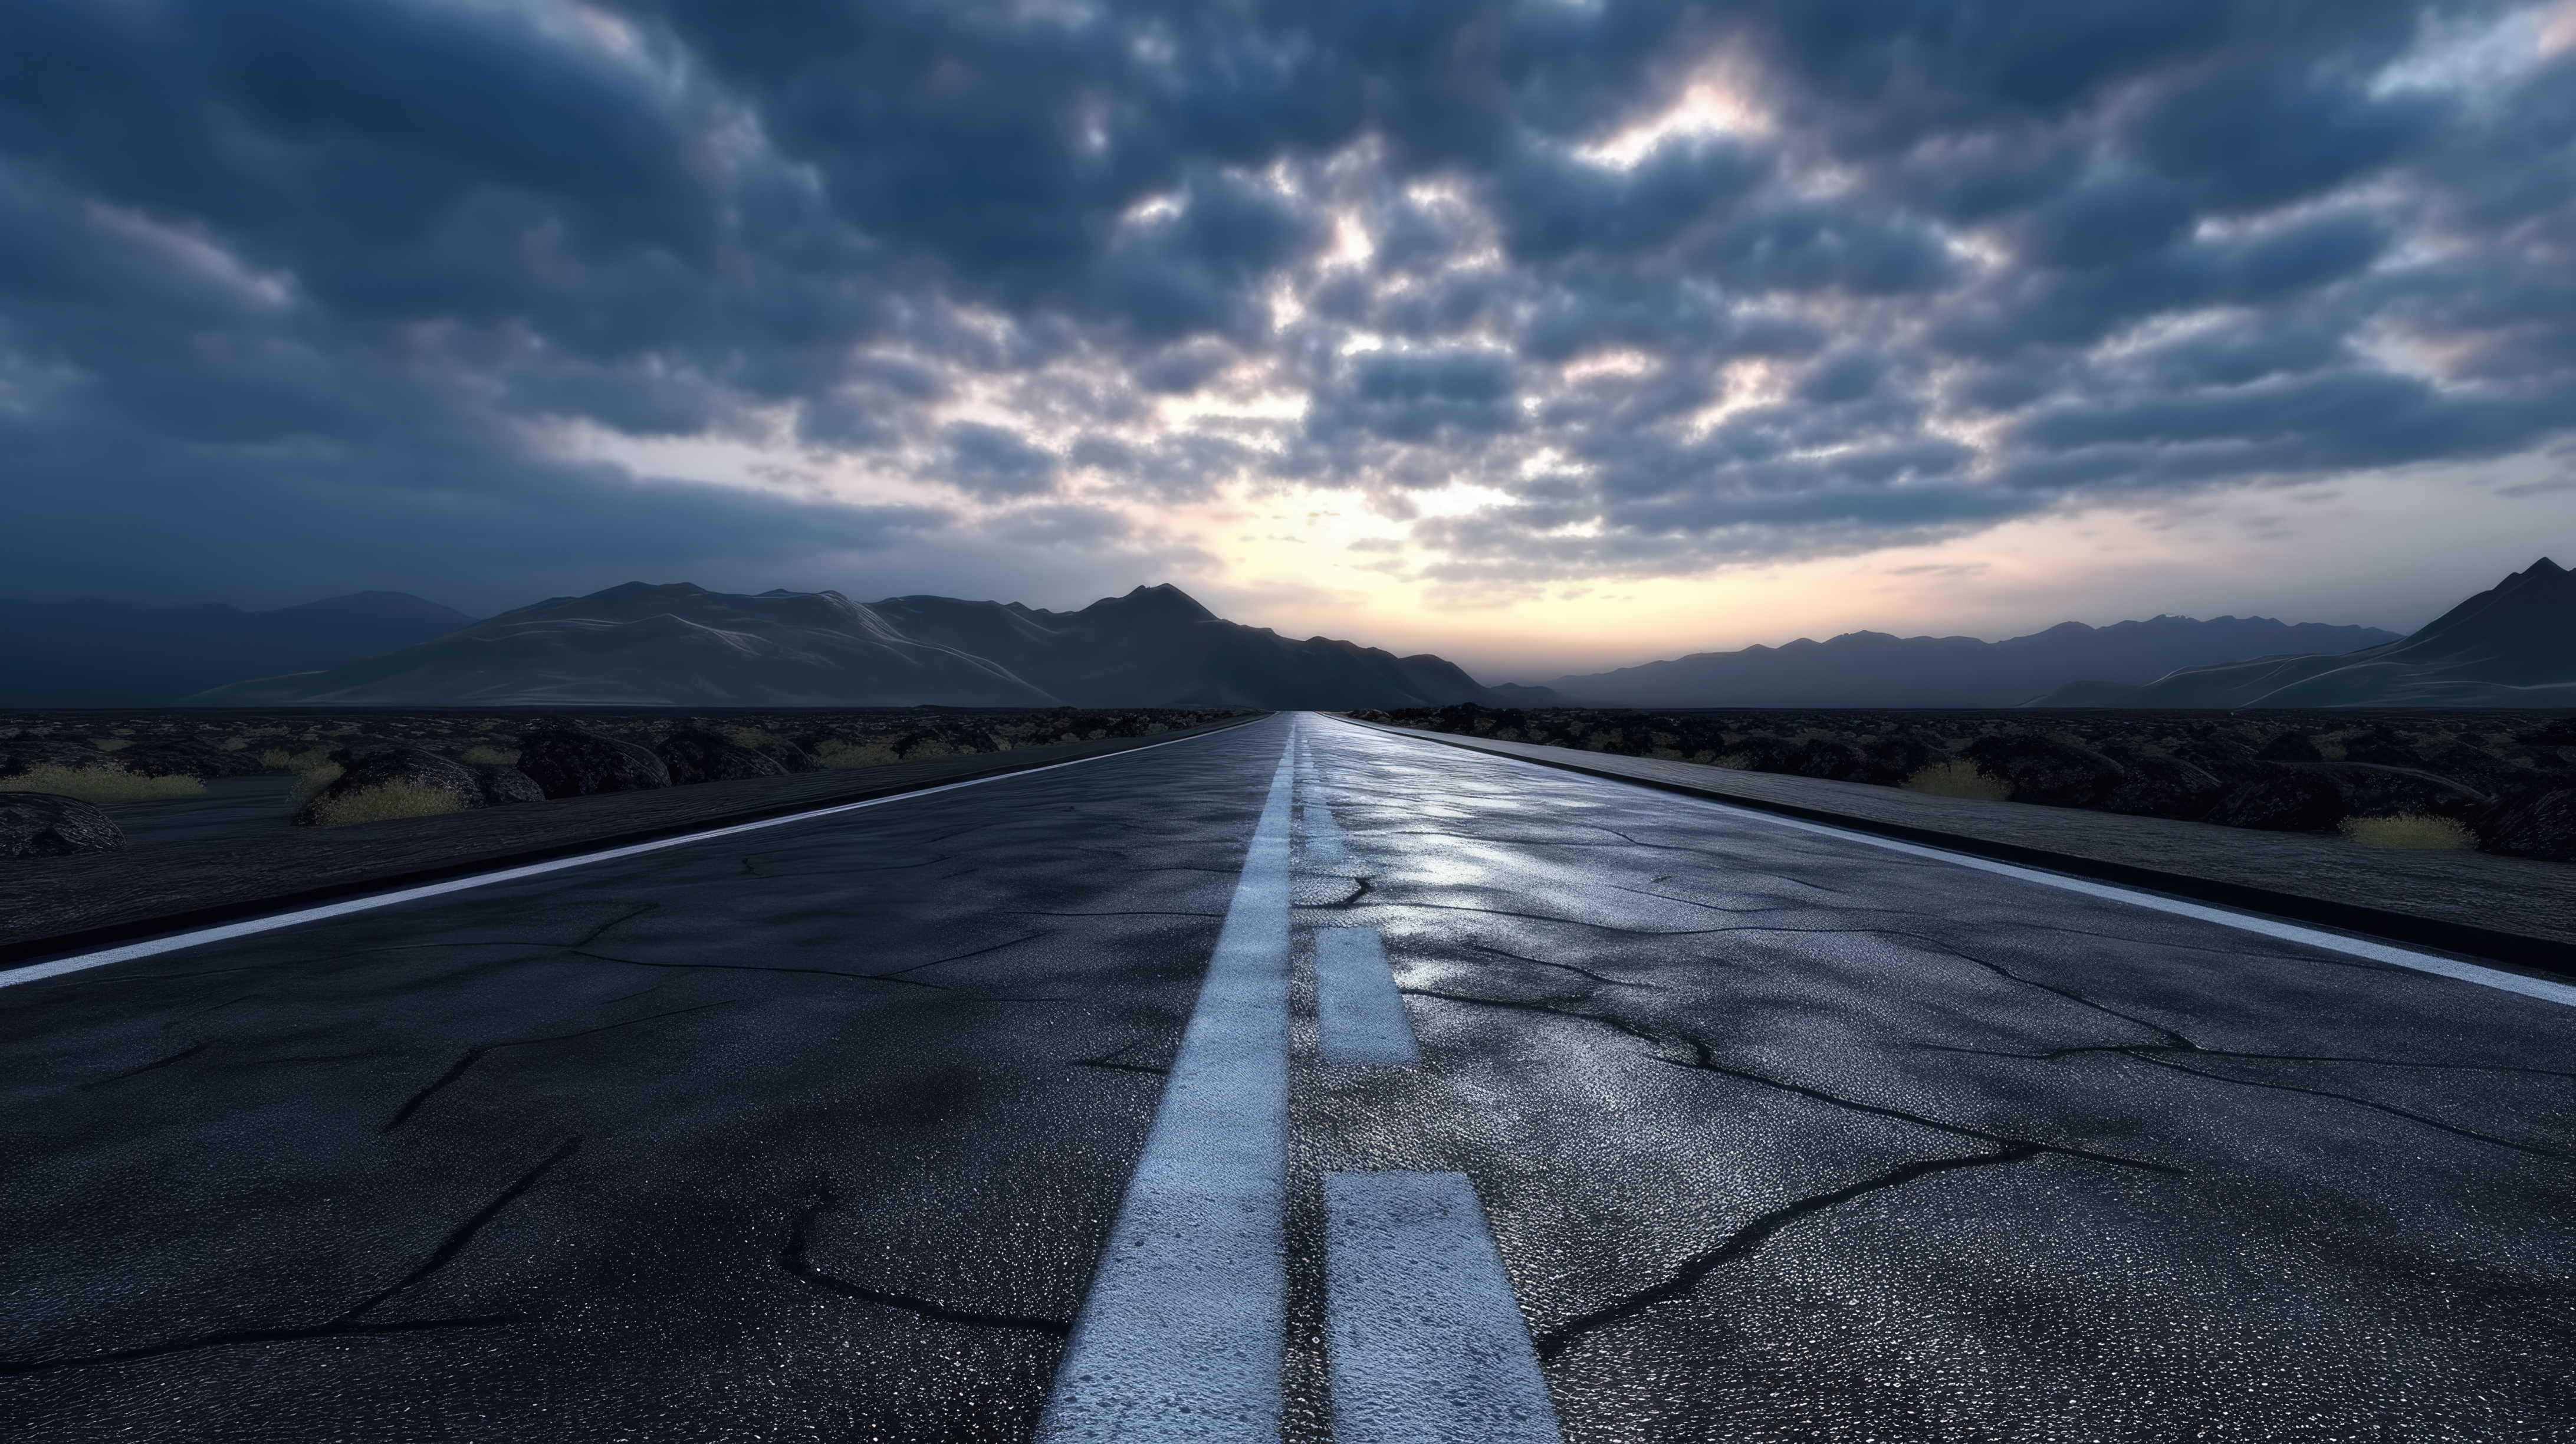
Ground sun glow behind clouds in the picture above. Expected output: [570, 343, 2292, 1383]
[1579, 71, 1772, 168]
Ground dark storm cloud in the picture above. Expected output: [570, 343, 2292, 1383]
[2, 0, 2571, 607]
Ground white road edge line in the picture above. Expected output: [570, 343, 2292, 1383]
[0, 722, 1256, 990]
[1334, 717, 2576, 1012]
[1325, 1171, 1566, 1444]
[1316, 927, 1421, 1066]
[1036, 727, 1297, 1443]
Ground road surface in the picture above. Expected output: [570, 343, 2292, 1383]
[4, 714, 2570, 1442]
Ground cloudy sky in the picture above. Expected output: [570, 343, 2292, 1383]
[5, 0, 2572, 678]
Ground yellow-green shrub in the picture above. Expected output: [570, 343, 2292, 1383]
[304, 781, 472, 828]
[1903, 760, 2012, 802]
[816, 740, 900, 768]
[459, 744, 520, 766]
[0, 765, 205, 803]
[2340, 814, 2476, 851]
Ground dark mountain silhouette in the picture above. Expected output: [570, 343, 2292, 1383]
[1542, 614, 2401, 708]
[189, 582, 1526, 709]
[0, 592, 478, 706]
[2039, 557, 2576, 707]
[875, 585, 1510, 708]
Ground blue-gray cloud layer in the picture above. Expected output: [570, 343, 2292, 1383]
[2, 0, 2568, 606]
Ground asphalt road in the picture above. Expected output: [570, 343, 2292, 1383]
[3, 714, 2571, 1442]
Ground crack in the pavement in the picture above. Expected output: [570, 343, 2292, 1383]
[1070, 1035, 1169, 1076]
[1931, 1039, 2576, 1082]
[1404, 989, 2176, 1172]
[2128, 1052, 2563, 1158]
[381, 1003, 735, 1133]
[1531, 1146, 2049, 1359]
[1319, 875, 1374, 908]
[0, 1137, 577, 1376]
[1596, 881, 1789, 916]
[1397, 986, 1666, 1046]
[569, 904, 658, 949]
[1910, 941, 2196, 1048]
[1890, 945, 2568, 1156]
[1464, 943, 1666, 990]
[571, 949, 955, 989]
[1661, 1042, 2180, 1174]
[864, 933, 1046, 980]
[86, 1041, 210, 1086]
[780, 1189, 1071, 1335]
[1374, 901, 1745, 937]
[1072, 1055, 1168, 1076]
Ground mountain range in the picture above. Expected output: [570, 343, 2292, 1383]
[0, 592, 479, 707]
[8, 562, 2568, 710]
[2030, 557, 2576, 708]
[186, 582, 1527, 710]
[1541, 615, 2405, 708]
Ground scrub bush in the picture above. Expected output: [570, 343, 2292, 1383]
[303, 780, 472, 828]
[2339, 814, 2477, 851]
[0, 764, 204, 803]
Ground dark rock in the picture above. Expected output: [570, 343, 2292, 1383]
[1788, 739, 1867, 782]
[469, 764, 547, 806]
[515, 725, 673, 798]
[2417, 743, 2533, 795]
[2167, 735, 2269, 784]
[2256, 733, 2324, 764]
[744, 736, 820, 773]
[2516, 718, 2576, 749]
[1854, 733, 1946, 785]
[0, 792, 125, 856]
[293, 747, 487, 826]
[656, 729, 787, 786]
[2334, 730, 2426, 767]
[2478, 786, 2576, 862]
[2208, 761, 2489, 833]
[2310, 762, 2490, 822]
[1959, 735, 2127, 807]
[2209, 765, 2347, 832]
[1726, 736, 1807, 774]
[2095, 750, 2228, 821]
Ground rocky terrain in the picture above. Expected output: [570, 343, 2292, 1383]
[0, 707, 1248, 855]
[1359, 704, 2576, 864]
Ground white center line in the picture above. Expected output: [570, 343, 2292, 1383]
[1036, 730, 1297, 1442]
[1315, 927, 1421, 1066]
[1325, 1171, 1566, 1444]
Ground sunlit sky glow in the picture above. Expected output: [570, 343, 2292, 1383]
[5, 0, 2573, 681]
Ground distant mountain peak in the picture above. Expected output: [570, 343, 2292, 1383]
[597, 580, 712, 598]
[2035, 559, 2576, 707]
[1082, 582, 1220, 626]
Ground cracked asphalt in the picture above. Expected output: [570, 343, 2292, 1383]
[5, 714, 2572, 1442]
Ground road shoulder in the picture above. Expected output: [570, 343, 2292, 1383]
[0, 715, 1270, 962]
[1332, 716, 2576, 972]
